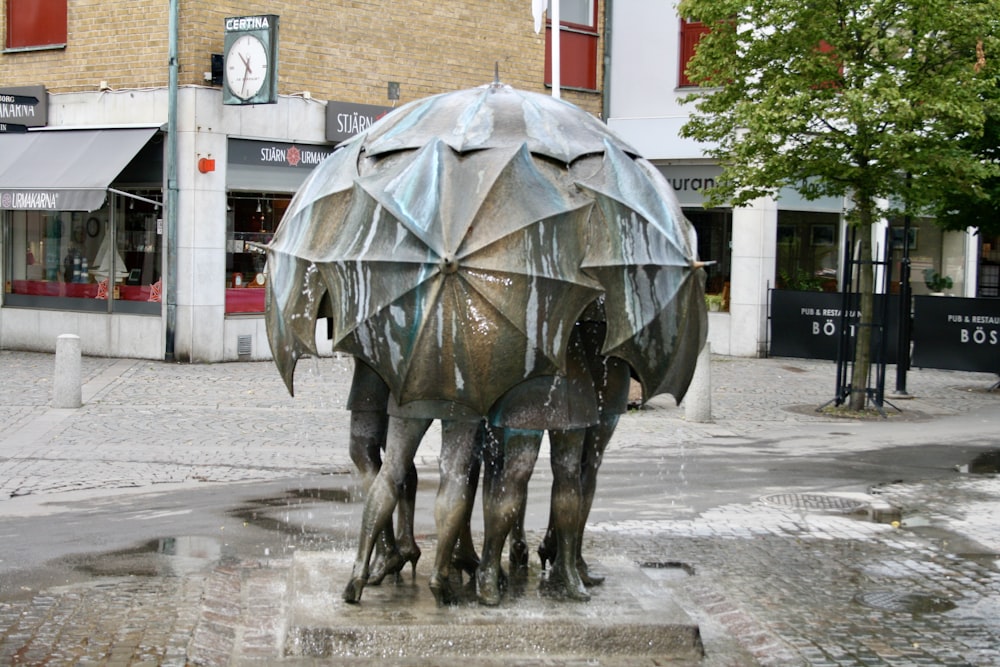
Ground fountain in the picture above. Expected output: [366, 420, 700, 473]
[265, 82, 707, 661]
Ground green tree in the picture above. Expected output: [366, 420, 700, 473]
[678, 0, 1000, 410]
[935, 89, 1000, 238]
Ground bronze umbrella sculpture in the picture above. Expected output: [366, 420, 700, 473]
[576, 139, 708, 404]
[265, 82, 706, 605]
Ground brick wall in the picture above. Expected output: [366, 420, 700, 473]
[1, 0, 603, 116]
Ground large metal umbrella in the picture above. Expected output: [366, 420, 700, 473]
[362, 83, 639, 164]
[575, 140, 708, 403]
[319, 139, 603, 414]
[267, 123, 604, 412]
[266, 82, 706, 410]
[265, 139, 366, 390]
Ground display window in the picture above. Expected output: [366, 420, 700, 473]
[225, 192, 291, 314]
[685, 208, 732, 310]
[887, 217, 963, 296]
[775, 210, 841, 293]
[3, 191, 163, 314]
[977, 232, 999, 298]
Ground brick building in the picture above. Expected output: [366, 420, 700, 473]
[1, 0, 606, 361]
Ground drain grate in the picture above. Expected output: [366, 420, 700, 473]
[760, 493, 867, 514]
[855, 590, 957, 614]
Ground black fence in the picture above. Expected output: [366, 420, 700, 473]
[770, 290, 901, 364]
[771, 291, 1000, 375]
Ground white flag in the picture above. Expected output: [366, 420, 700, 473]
[532, 0, 547, 33]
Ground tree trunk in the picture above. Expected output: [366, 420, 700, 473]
[849, 205, 876, 411]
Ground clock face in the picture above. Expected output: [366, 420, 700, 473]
[226, 34, 269, 101]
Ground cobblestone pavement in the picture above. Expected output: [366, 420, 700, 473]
[0, 350, 998, 665]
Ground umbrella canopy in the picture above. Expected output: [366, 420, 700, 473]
[267, 129, 603, 412]
[266, 82, 706, 410]
[363, 83, 639, 164]
[576, 140, 708, 403]
[266, 138, 366, 390]
[324, 140, 602, 414]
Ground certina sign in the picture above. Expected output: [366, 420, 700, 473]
[0, 191, 59, 210]
[225, 16, 271, 31]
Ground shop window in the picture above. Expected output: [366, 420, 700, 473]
[543, 0, 599, 91]
[6, 0, 67, 50]
[679, 19, 711, 88]
[4, 192, 163, 313]
[978, 233, 999, 298]
[775, 211, 841, 292]
[685, 208, 732, 310]
[888, 217, 958, 296]
[226, 193, 290, 314]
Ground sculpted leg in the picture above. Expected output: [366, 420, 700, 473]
[343, 416, 430, 603]
[546, 428, 589, 601]
[452, 441, 482, 577]
[575, 414, 618, 585]
[478, 427, 542, 606]
[428, 419, 482, 605]
[575, 354, 630, 585]
[347, 409, 397, 585]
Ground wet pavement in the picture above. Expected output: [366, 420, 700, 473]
[0, 349, 998, 665]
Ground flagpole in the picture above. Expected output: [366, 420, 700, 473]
[551, 0, 561, 98]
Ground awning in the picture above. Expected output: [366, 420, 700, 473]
[0, 126, 160, 212]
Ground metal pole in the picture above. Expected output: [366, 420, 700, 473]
[551, 0, 561, 98]
[894, 214, 912, 394]
[165, 0, 179, 361]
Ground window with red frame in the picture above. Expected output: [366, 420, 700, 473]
[543, 0, 599, 91]
[679, 18, 711, 87]
[6, 0, 67, 50]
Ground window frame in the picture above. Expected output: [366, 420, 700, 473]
[678, 18, 711, 88]
[5, 0, 67, 51]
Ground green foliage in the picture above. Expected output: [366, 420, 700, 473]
[677, 0, 1000, 226]
[705, 293, 725, 309]
[677, 0, 1000, 410]
[923, 268, 953, 292]
[933, 84, 1000, 237]
[778, 268, 824, 291]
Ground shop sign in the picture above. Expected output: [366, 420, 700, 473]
[326, 101, 393, 144]
[655, 164, 723, 207]
[911, 296, 1000, 373]
[0, 190, 60, 210]
[0, 85, 47, 127]
[228, 139, 336, 169]
[770, 289, 900, 363]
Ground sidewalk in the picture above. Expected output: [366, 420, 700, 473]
[0, 349, 998, 665]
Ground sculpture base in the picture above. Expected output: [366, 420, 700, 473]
[284, 550, 704, 665]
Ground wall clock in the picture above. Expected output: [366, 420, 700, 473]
[222, 15, 279, 105]
[226, 34, 269, 101]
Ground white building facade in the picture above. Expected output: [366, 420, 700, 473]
[605, 1, 989, 357]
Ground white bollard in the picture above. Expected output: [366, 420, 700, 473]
[685, 342, 712, 423]
[53, 334, 82, 409]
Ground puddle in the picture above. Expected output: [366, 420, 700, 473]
[855, 590, 958, 615]
[74, 536, 223, 578]
[956, 450, 1000, 474]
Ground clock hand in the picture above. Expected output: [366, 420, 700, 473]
[240, 52, 253, 96]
